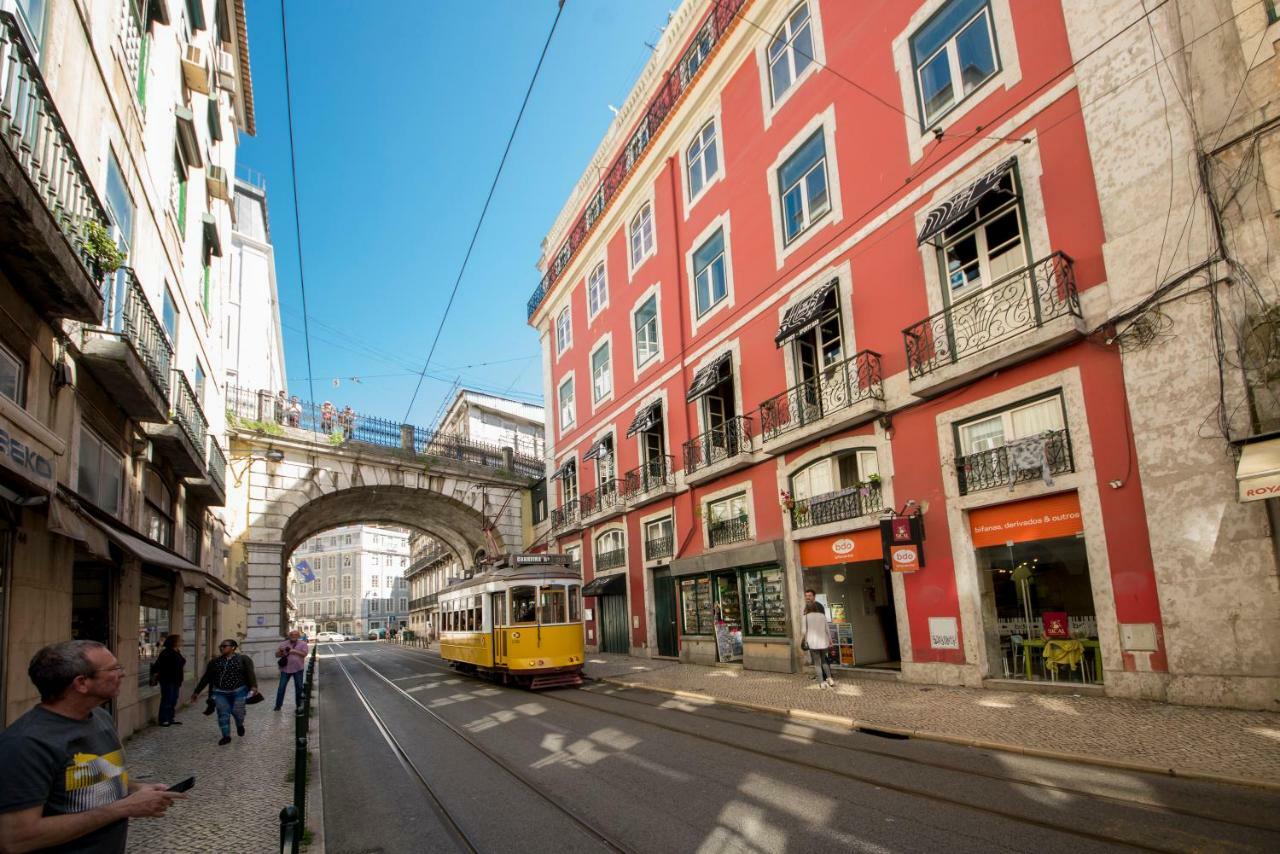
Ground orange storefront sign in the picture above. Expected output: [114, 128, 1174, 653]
[968, 492, 1084, 548]
[798, 528, 883, 567]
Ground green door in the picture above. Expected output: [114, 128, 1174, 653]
[654, 574, 679, 657]
[599, 593, 629, 653]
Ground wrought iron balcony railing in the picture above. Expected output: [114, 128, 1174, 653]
[596, 548, 627, 572]
[580, 480, 622, 517]
[171, 370, 208, 464]
[957, 428, 1075, 495]
[708, 516, 750, 548]
[550, 499, 580, 531]
[904, 252, 1080, 379]
[621, 455, 674, 500]
[644, 534, 673, 561]
[0, 11, 113, 280]
[683, 415, 753, 476]
[526, 0, 747, 319]
[758, 351, 883, 442]
[100, 268, 172, 399]
[791, 484, 883, 530]
[207, 435, 227, 495]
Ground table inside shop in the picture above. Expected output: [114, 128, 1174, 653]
[1018, 637, 1102, 683]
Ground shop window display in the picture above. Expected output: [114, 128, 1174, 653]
[743, 566, 787, 636]
[713, 574, 743, 662]
[680, 576, 712, 635]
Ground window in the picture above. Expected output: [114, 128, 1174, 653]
[911, 0, 999, 128]
[137, 571, 171, 689]
[644, 517, 673, 560]
[937, 171, 1026, 300]
[0, 342, 25, 404]
[790, 450, 879, 499]
[956, 395, 1065, 456]
[399, 597, 408, 612]
[370, 575, 378, 587]
[686, 119, 719, 200]
[341, 598, 351, 615]
[693, 229, 727, 317]
[193, 362, 206, 408]
[343, 554, 352, 567]
[768, 2, 816, 102]
[708, 493, 748, 525]
[162, 286, 178, 345]
[629, 204, 655, 268]
[591, 342, 611, 402]
[511, 586, 536, 623]
[568, 584, 582, 622]
[170, 151, 188, 234]
[345, 534, 352, 544]
[634, 296, 659, 367]
[596, 528, 624, 556]
[15, 0, 46, 49]
[743, 566, 787, 636]
[789, 286, 843, 388]
[565, 544, 582, 572]
[370, 599, 380, 613]
[556, 307, 572, 355]
[326, 577, 336, 593]
[778, 131, 830, 244]
[143, 469, 174, 548]
[342, 575, 352, 590]
[558, 376, 575, 431]
[77, 427, 122, 514]
[680, 576, 713, 635]
[538, 585, 567, 624]
[587, 263, 608, 317]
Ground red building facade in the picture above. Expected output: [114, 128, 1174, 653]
[529, 0, 1172, 697]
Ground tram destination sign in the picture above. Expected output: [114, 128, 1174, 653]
[512, 553, 572, 566]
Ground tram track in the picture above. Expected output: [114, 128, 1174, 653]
[372, 644, 1279, 853]
[330, 644, 639, 854]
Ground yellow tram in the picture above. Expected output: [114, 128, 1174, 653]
[438, 555, 584, 689]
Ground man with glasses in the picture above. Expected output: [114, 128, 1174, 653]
[0, 640, 184, 852]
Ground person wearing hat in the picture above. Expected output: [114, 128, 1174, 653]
[190, 640, 258, 746]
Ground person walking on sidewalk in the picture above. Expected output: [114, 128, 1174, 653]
[274, 630, 309, 711]
[150, 634, 185, 727]
[191, 639, 258, 746]
[0, 641, 185, 853]
[803, 591, 835, 689]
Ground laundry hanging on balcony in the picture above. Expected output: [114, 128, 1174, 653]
[1006, 434, 1053, 489]
[582, 438, 612, 462]
[916, 157, 1017, 246]
[686, 353, 731, 402]
[774, 279, 838, 346]
[626, 401, 662, 437]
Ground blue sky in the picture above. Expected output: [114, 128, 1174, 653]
[238, 0, 675, 427]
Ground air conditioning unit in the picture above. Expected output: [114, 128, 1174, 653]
[206, 165, 230, 202]
[216, 49, 236, 91]
[181, 43, 210, 94]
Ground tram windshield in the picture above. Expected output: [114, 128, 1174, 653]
[539, 585, 568, 624]
[569, 584, 582, 622]
[511, 586, 537, 624]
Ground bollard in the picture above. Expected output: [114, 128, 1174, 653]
[294, 734, 308, 834]
[280, 805, 300, 854]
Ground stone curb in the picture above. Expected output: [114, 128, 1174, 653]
[306, 662, 325, 854]
[594, 676, 1280, 793]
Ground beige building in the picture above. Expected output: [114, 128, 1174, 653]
[0, 0, 255, 734]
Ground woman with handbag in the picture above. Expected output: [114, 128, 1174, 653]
[802, 590, 835, 689]
[151, 634, 186, 726]
[191, 639, 259, 745]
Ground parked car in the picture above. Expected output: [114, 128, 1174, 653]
[343, 633, 358, 641]
[314, 631, 345, 643]
[367, 628, 386, 640]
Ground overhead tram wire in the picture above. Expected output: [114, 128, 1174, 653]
[279, 0, 318, 418]
[402, 1, 567, 424]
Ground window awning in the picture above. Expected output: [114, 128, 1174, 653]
[202, 213, 223, 257]
[147, 0, 171, 27]
[686, 353, 731, 402]
[582, 437, 612, 462]
[550, 459, 576, 481]
[581, 572, 626, 597]
[1237, 437, 1280, 502]
[76, 501, 201, 574]
[775, 279, 838, 346]
[174, 106, 204, 170]
[916, 157, 1016, 246]
[626, 401, 662, 437]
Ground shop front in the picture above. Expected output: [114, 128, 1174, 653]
[798, 528, 901, 671]
[969, 492, 1102, 684]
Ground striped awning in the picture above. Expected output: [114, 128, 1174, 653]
[916, 157, 1017, 246]
[626, 402, 662, 437]
[686, 353, 731, 402]
[775, 279, 838, 346]
[582, 437, 612, 462]
[550, 458, 576, 481]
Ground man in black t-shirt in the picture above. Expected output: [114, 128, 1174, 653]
[0, 641, 185, 852]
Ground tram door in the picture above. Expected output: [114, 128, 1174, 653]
[491, 592, 508, 666]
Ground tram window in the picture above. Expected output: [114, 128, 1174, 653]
[539, 586, 567, 624]
[511, 586, 537, 623]
[569, 585, 582, 622]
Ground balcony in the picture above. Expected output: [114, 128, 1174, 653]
[79, 269, 172, 422]
[758, 351, 885, 454]
[903, 253, 1084, 397]
[620, 455, 675, 508]
[644, 534, 673, 561]
[708, 516, 750, 548]
[595, 548, 626, 572]
[580, 479, 624, 523]
[957, 428, 1075, 495]
[792, 484, 883, 530]
[550, 499, 581, 534]
[0, 11, 111, 324]
[144, 371, 208, 478]
[186, 435, 227, 507]
[683, 415, 754, 484]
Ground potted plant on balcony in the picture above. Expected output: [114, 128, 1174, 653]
[82, 220, 125, 277]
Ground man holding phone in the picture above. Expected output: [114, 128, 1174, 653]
[0, 641, 186, 852]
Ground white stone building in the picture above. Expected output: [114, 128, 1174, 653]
[435, 389, 545, 460]
[289, 524, 411, 638]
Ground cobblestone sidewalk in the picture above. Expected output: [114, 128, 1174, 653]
[123, 690, 310, 853]
[583, 654, 1280, 786]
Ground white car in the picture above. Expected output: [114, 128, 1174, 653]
[314, 631, 345, 643]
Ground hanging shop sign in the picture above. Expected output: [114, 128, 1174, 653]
[879, 512, 925, 573]
[0, 412, 57, 494]
[798, 528, 882, 567]
[968, 492, 1083, 548]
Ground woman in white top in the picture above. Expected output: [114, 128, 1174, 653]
[803, 593, 835, 688]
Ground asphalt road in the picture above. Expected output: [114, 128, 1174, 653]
[318, 642, 1280, 854]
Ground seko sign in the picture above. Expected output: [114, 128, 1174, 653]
[0, 418, 56, 494]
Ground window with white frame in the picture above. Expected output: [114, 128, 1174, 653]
[596, 529, 624, 557]
[778, 130, 830, 244]
[910, 0, 999, 128]
[326, 576, 336, 593]
[371, 575, 379, 588]
[556, 307, 572, 355]
[0, 341, 25, 404]
[686, 119, 719, 200]
[956, 394, 1065, 456]
[565, 543, 582, 570]
[630, 203, 655, 268]
[767, 2, 816, 103]
[937, 171, 1026, 301]
[790, 450, 879, 500]
[693, 229, 728, 317]
[591, 342, 611, 402]
[77, 427, 123, 514]
[634, 295, 659, 367]
[644, 517, 673, 560]
[558, 376, 576, 430]
[342, 575, 352, 590]
[789, 286, 843, 387]
[587, 263, 608, 317]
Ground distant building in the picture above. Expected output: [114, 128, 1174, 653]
[224, 176, 286, 396]
[435, 389, 545, 459]
[405, 532, 462, 639]
[288, 525, 411, 637]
